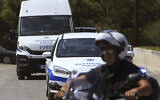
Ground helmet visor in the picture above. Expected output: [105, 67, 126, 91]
[96, 40, 121, 55]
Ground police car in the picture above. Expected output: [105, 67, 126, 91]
[42, 32, 105, 99]
[126, 44, 135, 63]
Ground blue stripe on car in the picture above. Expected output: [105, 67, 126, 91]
[48, 68, 67, 82]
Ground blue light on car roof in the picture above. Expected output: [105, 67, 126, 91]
[140, 68, 147, 74]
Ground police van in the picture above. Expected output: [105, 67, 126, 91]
[42, 32, 105, 99]
[9, 0, 73, 80]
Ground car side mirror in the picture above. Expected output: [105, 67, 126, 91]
[42, 52, 51, 59]
[9, 30, 18, 40]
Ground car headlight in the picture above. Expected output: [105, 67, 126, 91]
[53, 66, 70, 75]
[17, 43, 30, 51]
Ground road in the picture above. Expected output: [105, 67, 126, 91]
[133, 48, 160, 84]
[0, 64, 47, 100]
[0, 64, 159, 100]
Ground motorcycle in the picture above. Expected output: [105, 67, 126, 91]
[62, 68, 147, 100]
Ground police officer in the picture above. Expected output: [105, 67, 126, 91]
[54, 30, 153, 100]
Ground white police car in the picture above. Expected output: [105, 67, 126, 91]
[42, 32, 105, 99]
[126, 44, 135, 63]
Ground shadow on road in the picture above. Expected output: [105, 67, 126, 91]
[26, 75, 46, 80]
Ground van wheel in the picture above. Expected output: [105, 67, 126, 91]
[16, 66, 25, 80]
[18, 75, 25, 80]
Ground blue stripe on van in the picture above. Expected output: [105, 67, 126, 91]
[17, 48, 22, 52]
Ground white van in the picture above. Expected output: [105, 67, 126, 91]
[10, 0, 73, 80]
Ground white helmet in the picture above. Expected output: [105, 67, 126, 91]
[96, 30, 128, 60]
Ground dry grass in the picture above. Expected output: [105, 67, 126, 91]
[138, 46, 160, 51]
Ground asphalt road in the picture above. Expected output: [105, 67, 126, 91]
[0, 64, 159, 100]
[0, 64, 47, 100]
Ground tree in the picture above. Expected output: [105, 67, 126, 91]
[0, 0, 22, 50]
[142, 20, 160, 46]
[0, 0, 159, 48]
[70, 0, 104, 30]
[69, 0, 160, 45]
[138, 0, 159, 45]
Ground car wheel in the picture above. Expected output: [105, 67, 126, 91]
[46, 75, 49, 97]
[3, 56, 11, 64]
[47, 75, 55, 100]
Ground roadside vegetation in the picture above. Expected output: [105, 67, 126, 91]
[0, 0, 160, 50]
[138, 46, 160, 52]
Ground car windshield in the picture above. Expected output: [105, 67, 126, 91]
[20, 16, 72, 36]
[56, 38, 101, 57]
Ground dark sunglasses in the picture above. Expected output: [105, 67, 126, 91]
[101, 48, 115, 55]
[97, 41, 118, 55]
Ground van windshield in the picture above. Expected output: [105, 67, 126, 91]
[56, 38, 101, 57]
[20, 16, 73, 36]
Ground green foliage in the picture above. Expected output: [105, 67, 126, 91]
[70, 0, 160, 46]
[0, 0, 159, 50]
[142, 20, 160, 46]
[138, 0, 159, 29]
[70, 0, 136, 43]
[0, 0, 21, 50]
[0, 0, 21, 28]
[70, 0, 104, 30]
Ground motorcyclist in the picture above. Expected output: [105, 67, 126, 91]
[54, 30, 153, 100]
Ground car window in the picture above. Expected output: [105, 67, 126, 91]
[56, 38, 101, 57]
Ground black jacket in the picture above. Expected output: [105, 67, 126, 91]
[85, 60, 143, 99]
